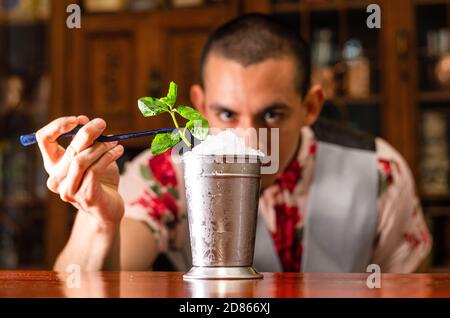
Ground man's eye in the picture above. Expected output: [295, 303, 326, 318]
[219, 111, 234, 122]
[264, 111, 283, 123]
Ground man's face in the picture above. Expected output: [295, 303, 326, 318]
[191, 53, 323, 189]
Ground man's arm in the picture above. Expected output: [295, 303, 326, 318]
[54, 211, 121, 271]
[54, 213, 159, 271]
[371, 138, 432, 273]
[120, 218, 159, 271]
[34, 116, 154, 272]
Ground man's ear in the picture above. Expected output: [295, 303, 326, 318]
[302, 84, 324, 126]
[190, 84, 206, 116]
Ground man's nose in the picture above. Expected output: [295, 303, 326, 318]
[238, 118, 260, 149]
[238, 116, 261, 130]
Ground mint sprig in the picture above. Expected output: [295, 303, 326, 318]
[138, 81, 209, 155]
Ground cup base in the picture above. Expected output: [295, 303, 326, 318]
[183, 266, 263, 280]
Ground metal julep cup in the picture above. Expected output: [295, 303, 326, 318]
[182, 154, 263, 280]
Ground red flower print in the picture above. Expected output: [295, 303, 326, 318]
[404, 232, 421, 249]
[378, 159, 393, 185]
[130, 189, 181, 224]
[277, 159, 301, 193]
[309, 141, 317, 156]
[131, 190, 167, 221]
[419, 226, 430, 245]
[148, 197, 167, 221]
[148, 151, 178, 187]
[272, 204, 302, 272]
[161, 191, 179, 220]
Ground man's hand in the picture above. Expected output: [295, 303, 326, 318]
[36, 116, 125, 228]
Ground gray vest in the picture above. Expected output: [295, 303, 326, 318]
[254, 120, 378, 273]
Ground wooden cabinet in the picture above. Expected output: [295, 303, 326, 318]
[70, 14, 142, 133]
[245, 0, 401, 156]
[57, 3, 236, 143]
[47, 0, 237, 266]
[411, 0, 450, 271]
[152, 7, 235, 105]
[0, 14, 50, 268]
[245, 0, 450, 271]
[44, 0, 449, 270]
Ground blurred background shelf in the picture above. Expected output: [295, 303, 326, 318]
[0, 197, 45, 208]
[421, 191, 450, 201]
[331, 95, 382, 105]
[418, 91, 450, 102]
[425, 206, 450, 217]
[272, 0, 376, 13]
[0, 17, 48, 26]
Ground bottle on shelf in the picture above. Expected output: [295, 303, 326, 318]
[83, 0, 129, 13]
[311, 28, 337, 100]
[342, 38, 370, 99]
[0, 75, 32, 201]
[420, 111, 450, 195]
[426, 28, 450, 90]
[0, 218, 18, 269]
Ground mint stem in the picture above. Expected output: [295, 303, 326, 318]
[170, 111, 191, 147]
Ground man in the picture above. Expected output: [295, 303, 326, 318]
[36, 14, 431, 272]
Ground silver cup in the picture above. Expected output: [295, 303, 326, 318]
[182, 154, 263, 280]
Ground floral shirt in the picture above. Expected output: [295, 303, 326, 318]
[118, 126, 432, 273]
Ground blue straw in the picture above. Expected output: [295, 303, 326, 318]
[20, 125, 177, 146]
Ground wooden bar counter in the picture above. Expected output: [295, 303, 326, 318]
[1, 271, 450, 298]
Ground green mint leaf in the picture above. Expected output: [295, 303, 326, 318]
[150, 184, 161, 196]
[159, 97, 171, 107]
[138, 97, 168, 117]
[176, 106, 202, 121]
[186, 118, 209, 140]
[138, 81, 209, 149]
[139, 164, 152, 180]
[165, 81, 178, 107]
[167, 187, 179, 200]
[151, 132, 181, 155]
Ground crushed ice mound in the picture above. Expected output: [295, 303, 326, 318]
[184, 130, 264, 157]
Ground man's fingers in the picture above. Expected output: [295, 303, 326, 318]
[36, 116, 79, 168]
[67, 118, 106, 156]
[91, 145, 124, 174]
[43, 116, 90, 194]
[76, 145, 124, 207]
[60, 141, 119, 200]
[55, 118, 107, 176]
[77, 115, 90, 125]
[48, 117, 105, 197]
[36, 116, 77, 143]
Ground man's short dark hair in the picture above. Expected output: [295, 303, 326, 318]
[200, 13, 311, 97]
